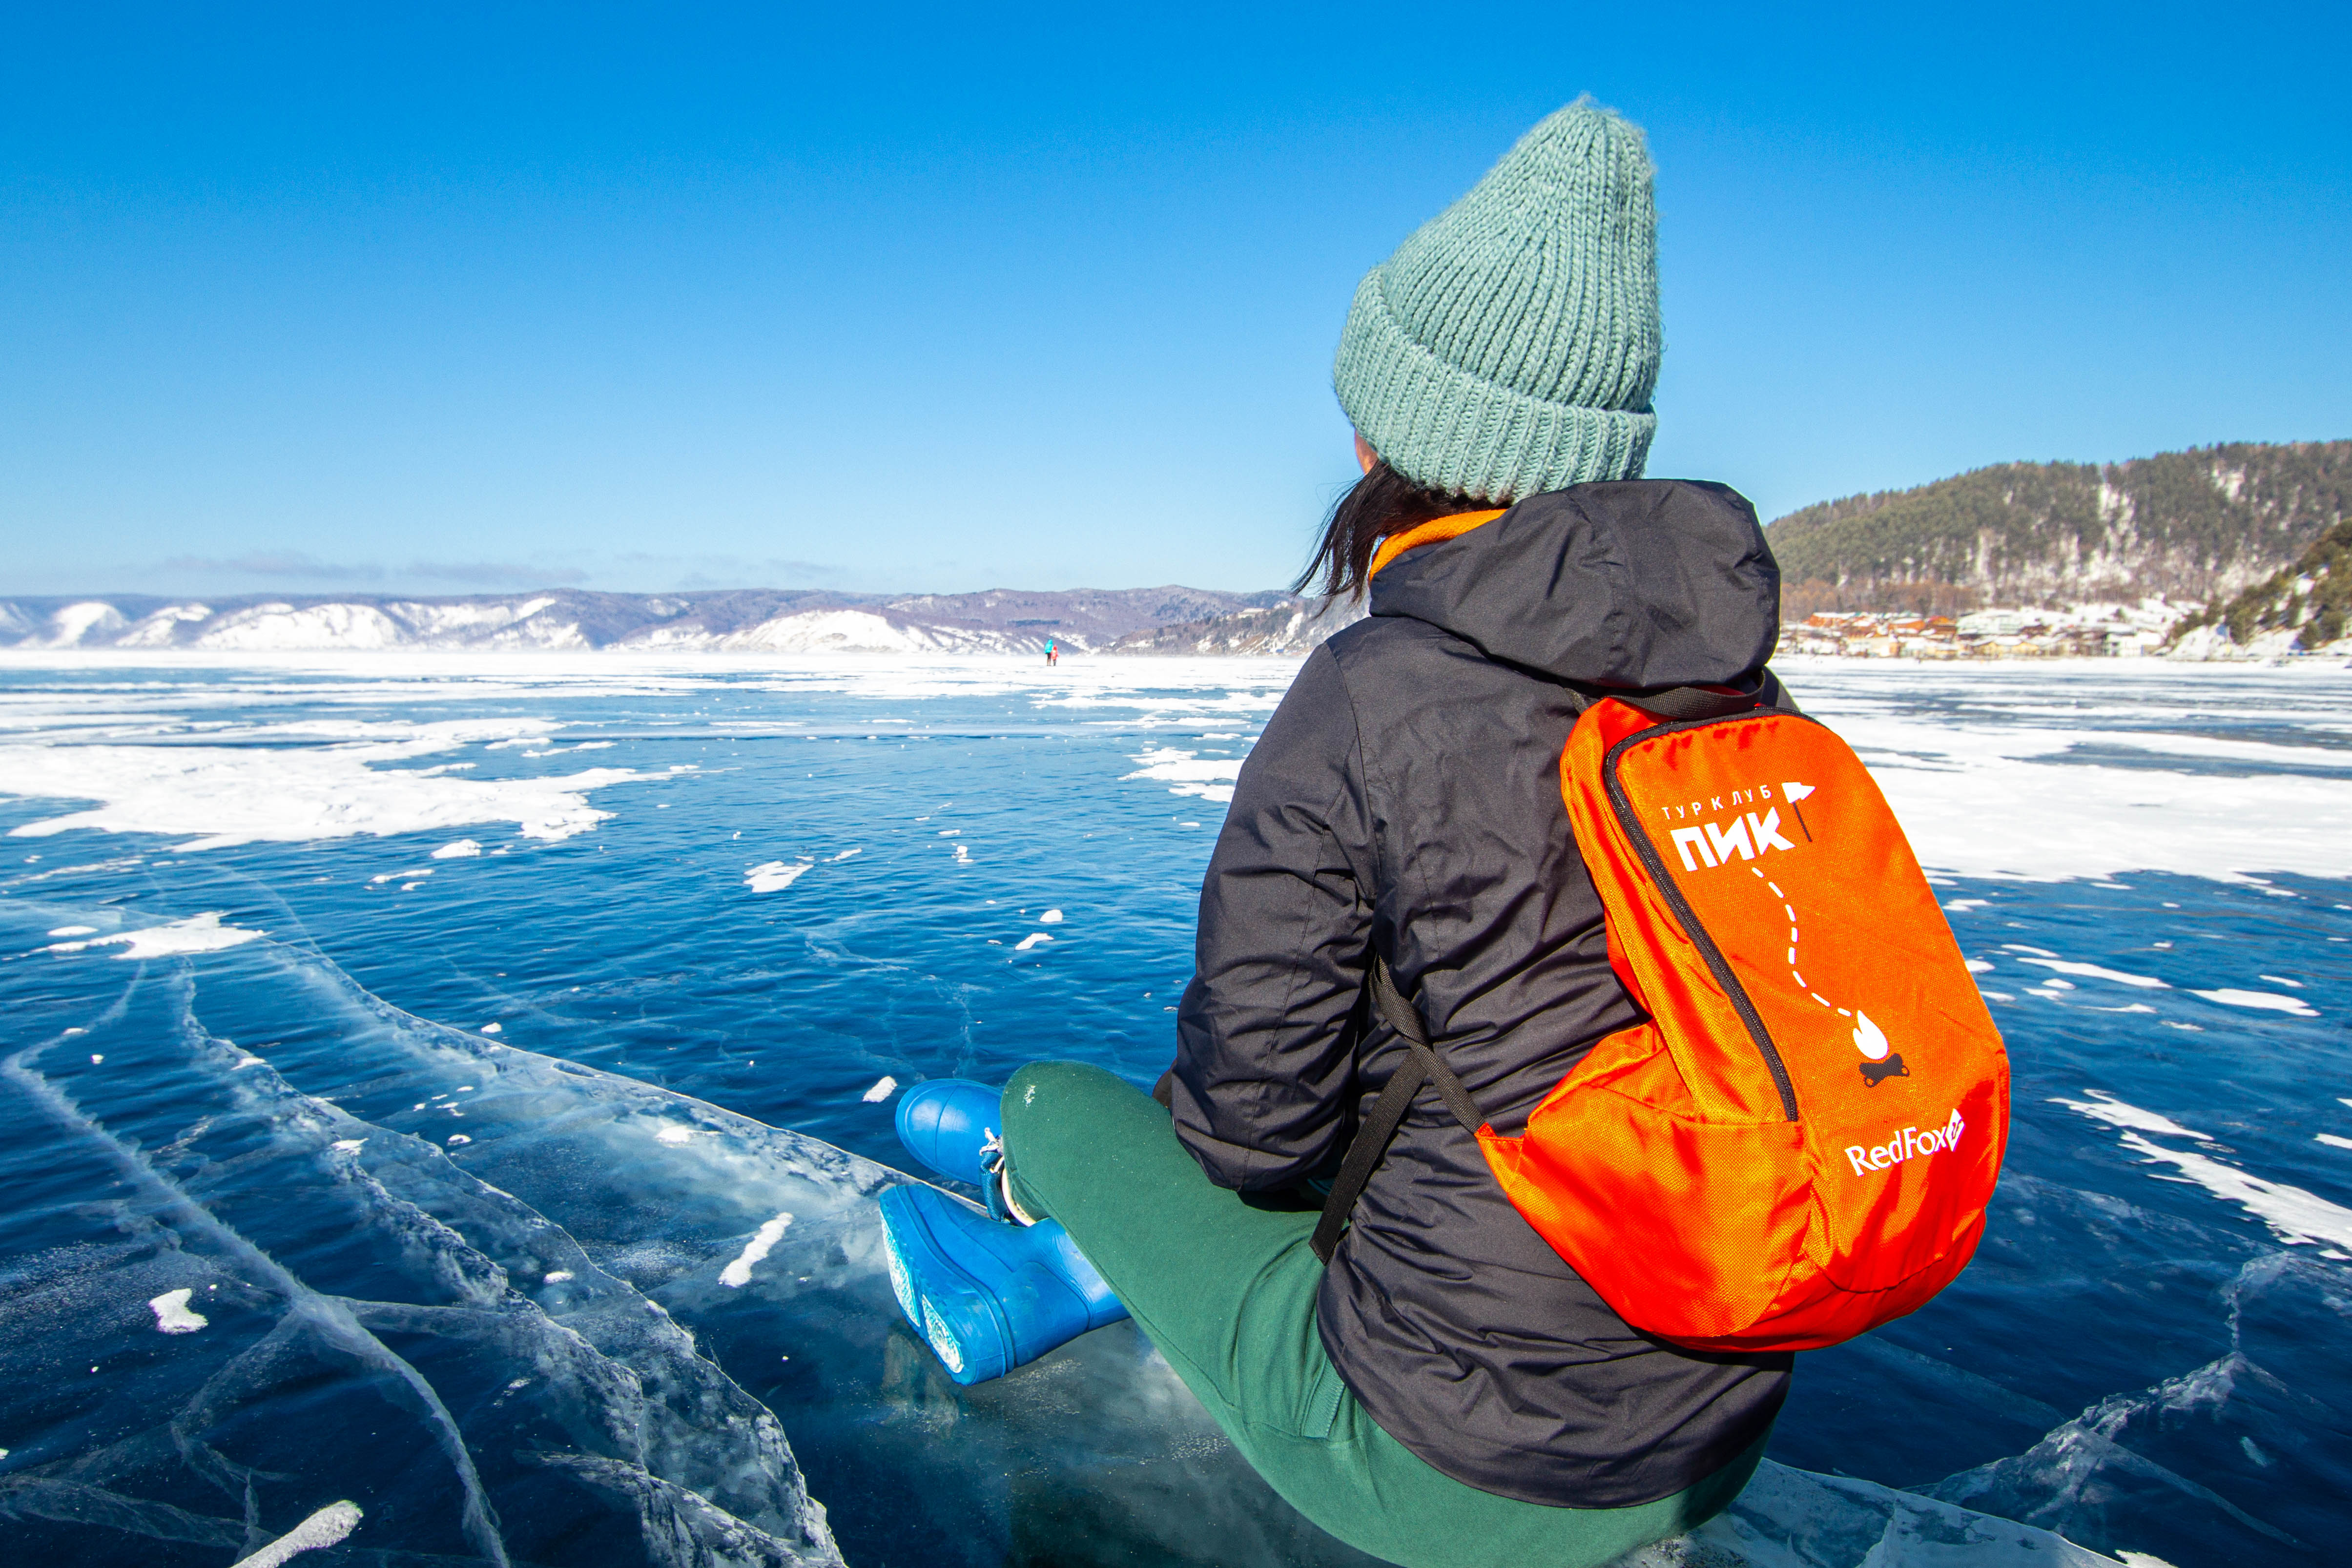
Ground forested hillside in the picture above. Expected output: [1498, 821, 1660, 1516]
[1765, 441, 2351, 614]
[2172, 518, 2352, 656]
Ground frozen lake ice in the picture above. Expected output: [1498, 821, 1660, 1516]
[0, 650, 2346, 1566]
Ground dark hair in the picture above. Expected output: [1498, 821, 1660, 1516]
[1294, 459, 1489, 602]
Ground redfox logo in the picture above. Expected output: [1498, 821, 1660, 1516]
[1669, 808, 1797, 871]
[1845, 1108, 1966, 1176]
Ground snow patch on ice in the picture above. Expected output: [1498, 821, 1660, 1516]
[1815, 700, 2352, 883]
[2013, 957, 2169, 989]
[47, 911, 266, 959]
[0, 718, 678, 849]
[654, 1124, 698, 1145]
[226, 1499, 362, 1568]
[431, 838, 483, 858]
[744, 860, 813, 892]
[1013, 932, 1052, 951]
[1740, 668, 2352, 877]
[2192, 989, 2319, 1016]
[720, 1213, 794, 1288]
[1123, 746, 1241, 804]
[1039, 908, 1063, 923]
[2050, 1089, 2209, 1140]
[46, 924, 96, 936]
[148, 1287, 209, 1334]
[861, 1075, 898, 1102]
[2119, 1132, 2352, 1250]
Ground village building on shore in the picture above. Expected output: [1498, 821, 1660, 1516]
[1782, 599, 2194, 660]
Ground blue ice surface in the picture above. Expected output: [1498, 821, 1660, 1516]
[0, 654, 2346, 1567]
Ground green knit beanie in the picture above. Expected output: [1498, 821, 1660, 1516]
[1332, 101, 1661, 504]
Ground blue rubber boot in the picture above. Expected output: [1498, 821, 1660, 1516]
[896, 1077, 1021, 1218]
[876, 1183, 1129, 1385]
[895, 1078, 1006, 1188]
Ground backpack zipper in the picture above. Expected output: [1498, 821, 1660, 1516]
[1600, 713, 1804, 1123]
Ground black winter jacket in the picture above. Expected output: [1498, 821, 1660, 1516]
[1170, 480, 1795, 1508]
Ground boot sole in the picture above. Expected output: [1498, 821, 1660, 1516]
[877, 1185, 1014, 1384]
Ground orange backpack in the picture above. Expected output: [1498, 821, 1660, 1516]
[1312, 683, 2010, 1353]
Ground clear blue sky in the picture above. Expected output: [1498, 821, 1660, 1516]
[4, 2, 2346, 598]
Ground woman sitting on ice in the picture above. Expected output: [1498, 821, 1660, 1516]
[877, 101, 1790, 1568]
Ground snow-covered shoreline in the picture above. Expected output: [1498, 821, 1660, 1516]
[2, 654, 2348, 887]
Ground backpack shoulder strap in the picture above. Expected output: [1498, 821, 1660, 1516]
[1310, 960, 1482, 1264]
[1756, 666, 1803, 715]
[1566, 666, 1800, 723]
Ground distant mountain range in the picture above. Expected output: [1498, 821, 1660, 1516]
[10, 440, 2344, 656]
[1106, 594, 1363, 656]
[1764, 440, 2350, 615]
[0, 585, 1300, 656]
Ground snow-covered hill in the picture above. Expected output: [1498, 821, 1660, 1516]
[0, 586, 1295, 655]
[1108, 593, 1365, 655]
[2165, 518, 2352, 660]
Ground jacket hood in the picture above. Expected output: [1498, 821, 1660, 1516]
[1366, 479, 1779, 687]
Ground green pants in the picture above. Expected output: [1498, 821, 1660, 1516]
[1000, 1061, 1763, 1568]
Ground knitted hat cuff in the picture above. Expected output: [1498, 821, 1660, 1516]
[1335, 269, 1654, 504]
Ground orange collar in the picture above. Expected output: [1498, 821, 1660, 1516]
[1366, 509, 1508, 582]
